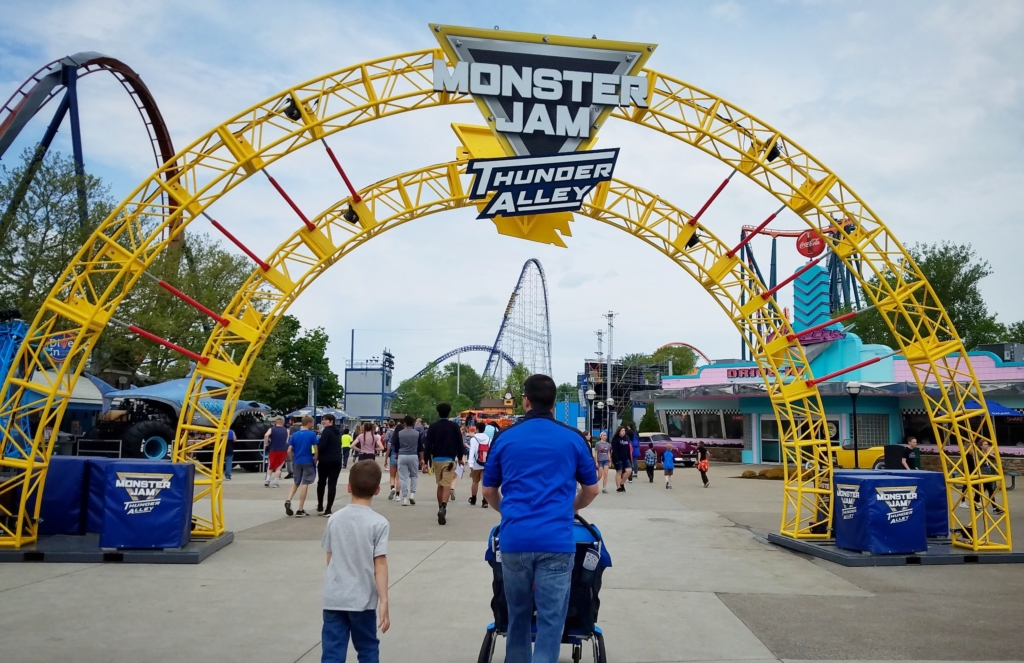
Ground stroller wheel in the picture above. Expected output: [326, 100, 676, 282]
[593, 633, 608, 663]
[477, 628, 497, 663]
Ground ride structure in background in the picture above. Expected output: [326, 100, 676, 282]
[483, 258, 553, 385]
[0, 26, 1009, 554]
[737, 224, 863, 361]
[408, 345, 516, 381]
[0, 52, 177, 238]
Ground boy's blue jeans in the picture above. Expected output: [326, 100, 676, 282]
[501, 551, 574, 663]
[322, 609, 378, 663]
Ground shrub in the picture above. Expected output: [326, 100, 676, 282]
[764, 467, 785, 480]
[741, 470, 757, 478]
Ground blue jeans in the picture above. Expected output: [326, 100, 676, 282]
[224, 452, 233, 478]
[501, 551, 574, 663]
[322, 609, 378, 663]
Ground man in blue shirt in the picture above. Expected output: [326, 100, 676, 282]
[285, 415, 318, 517]
[483, 375, 599, 663]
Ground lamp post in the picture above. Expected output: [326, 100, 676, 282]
[585, 388, 596, 434]
[607, 397, 615, 432]
[595, 400, 604, 432]
[846, 381, 861, 469]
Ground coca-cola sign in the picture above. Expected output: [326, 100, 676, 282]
[796, 229, 825, 257]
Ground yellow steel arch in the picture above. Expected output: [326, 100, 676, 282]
[175, 162, 831, 539]
[0, 48, 1009, 550]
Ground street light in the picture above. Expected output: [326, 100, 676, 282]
[585, 388, 596, 434]
[595, 399, 605, 432]
[846, 380, 861, 469]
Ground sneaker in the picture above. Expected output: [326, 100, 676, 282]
[481, 499, 488, 509]
[468, 496, 477, 506]
[388, 487, 396, 501]
[320, 510, 332, 517]
[958, 501, 969, 509]
[449, 490, 455, 502]
[285, 473, 294, 479]
[601, 488, 608, 494]
[704, 482, 709, 488]
[272, 481, 280, 488]
[628, 477, 633, 483]
[284, 500, 293, 516]
[666, 484, 670, 489]
[225, 475, 232, 480]
[438, 504, 447, 525]
[409, 493, 416, 505]
[295, 510, 309, 517]
[402, 498, 409, 506]
[264, 478, 270, 487]
[616, 486, 625, 493]
[668, 484, 673, 489]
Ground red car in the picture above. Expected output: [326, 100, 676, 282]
[638, 432, 697, 468]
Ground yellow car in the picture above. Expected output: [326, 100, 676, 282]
[830, 442, 886, 470]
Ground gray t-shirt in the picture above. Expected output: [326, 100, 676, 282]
[395, 427, 420, 456]
[321, 504, 389, 611]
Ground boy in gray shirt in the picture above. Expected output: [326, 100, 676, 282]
[321, 460, 390, 663]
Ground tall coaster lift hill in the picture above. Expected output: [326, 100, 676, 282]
[0, 25, 1011, 552]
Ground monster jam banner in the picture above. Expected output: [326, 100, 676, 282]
[834, 472, 927, 554]
[432, 25, 655, 218]
[99, 461, 194, 549]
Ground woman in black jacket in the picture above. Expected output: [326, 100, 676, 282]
[611, 426, 633, 492]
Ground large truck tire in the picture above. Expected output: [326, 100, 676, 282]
[122, 420, 176, 460]
[237, 421, 271, 472]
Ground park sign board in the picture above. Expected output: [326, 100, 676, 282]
[431, 25, 656, 218]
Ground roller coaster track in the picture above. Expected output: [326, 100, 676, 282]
[408, 345, 516, 381]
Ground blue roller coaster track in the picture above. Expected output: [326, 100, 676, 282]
[409, 345, 516, 381]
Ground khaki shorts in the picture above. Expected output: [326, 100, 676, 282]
[471, 468, 484, 482]
[433, 461, 457, 487]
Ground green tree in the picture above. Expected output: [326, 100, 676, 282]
[1005, 321, 1024, 345]
[241, 315, 342, 412]
[639, 403, 660, 432]
[442, 363, 487, 407]
[851, 241, 1006, 350]
[651, 345, 698, 375]
[0, 150, 113, 319]
[555, 382, 577, 401]
[502, 364, 531, 414]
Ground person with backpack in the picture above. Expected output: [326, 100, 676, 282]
[467, 421, 490, 508]
[644, 442, 658, 483]
[696, 440, 710, 488]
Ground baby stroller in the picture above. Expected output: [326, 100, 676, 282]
[478, 515, 611, 663]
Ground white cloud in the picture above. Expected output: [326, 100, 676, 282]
[2, 0, 1023, 386]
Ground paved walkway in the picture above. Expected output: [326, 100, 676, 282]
[0, 463, 1021, 662]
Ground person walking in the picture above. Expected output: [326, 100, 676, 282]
[224, 428, 236, 480]
[263, 416, 290, 488]
[593, 431, 611, 494]
[317, 413, 344, 516]
[394, 416, 422, 506]
[285, 415, 318, 517]
[644, 442, 657, 483]
[627, 422, 640, 483]
[467, 421, 489, 508]
[286, 418, 302, 479]
[354, 423, 381, 462]
[482, 374, 599, 663]
[341, 427, 353, 469]
[696, 440, 710, 488]
[663, 443, 676, 489]
[901, 436, 920, 470]
[320, 460, 390, 663]
[385, 423, 402, 501]
[423, 403, 464, 525]
[611, 426, 632, 492]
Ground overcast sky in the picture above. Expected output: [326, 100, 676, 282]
[2, 0, 1022, 386]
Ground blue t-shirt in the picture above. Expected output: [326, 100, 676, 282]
[482, 411, 598, 554]
[289, 429, 318, 465]
[662, 449, 675, 470]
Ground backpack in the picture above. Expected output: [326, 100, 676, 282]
[476, 434, 490, 465]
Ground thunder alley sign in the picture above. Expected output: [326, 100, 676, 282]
[431, 25, 655, 217]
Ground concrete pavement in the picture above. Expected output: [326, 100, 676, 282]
[0, 462, 1021, 662]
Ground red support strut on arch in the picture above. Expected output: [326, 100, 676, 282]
[805, 350, 900, 387]
[263, 169, 316, 231]
[759, 256, 823, 301]
[321, 139, 362, 203]
[687, 169, 736, 227]
[110, 318, 209, 365]
[204, 212, 271, 271]
[156, 279, 230, 327]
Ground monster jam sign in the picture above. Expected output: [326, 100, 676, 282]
[432, 26, 655, 217]
[99, 461, 194, 550]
